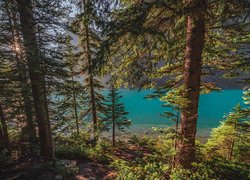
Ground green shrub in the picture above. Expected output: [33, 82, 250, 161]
[202, 158, 250, 180]
[56, 144, 87, 159]
[53, 160, 79, 177]
[110, 159, 140, 180]
[170, 158, 250, 180]
[128, 135, 155, 149]
[55, 134, 113, 162]
[0, 149, 9, 168]
[84, 139, 113, 162]
[55, 132, 90, 159]
[110, 158, 169, 180]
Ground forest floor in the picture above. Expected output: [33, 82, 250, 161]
[1, 159, 111, 180]
[0, 144, 149, 180]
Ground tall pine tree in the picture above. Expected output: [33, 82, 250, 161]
[72, 0, 106, 141]
[16, 0, 55, 160]
[55, 36, 85, 134]
[4, 0, 36, 143]
[97, 0, 249, 168]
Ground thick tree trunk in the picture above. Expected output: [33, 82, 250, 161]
[16, 0, 55, 161]
[21, 84, 36, 143]
[0, 103, 10, 151]
[18, 57, 36, 143]
[5, 1, 36, 143]
[176, 0, 206, 169]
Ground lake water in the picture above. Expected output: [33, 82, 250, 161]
[111, 89, 245, 137]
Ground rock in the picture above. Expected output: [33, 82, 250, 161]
[60, 160, 77, 166]
[75, 175, 88, 180]
[55, 175, 63, 180]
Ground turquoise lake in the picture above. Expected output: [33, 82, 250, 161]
[111, 89, 245, 136]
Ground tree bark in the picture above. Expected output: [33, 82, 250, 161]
[172, 108, 179, 168]
[228, 122, 236, 161]
[72, 76, 79, 134]
[176, 0, 206, 169]
[16, 0, 55, 161]
[0, 103, 10, 151]
[82, 0, 98, 140]
[112, 87, 115, 147]
[228, 138, 234, 161]
[89, 75, 98, 139]
[5, 0, 36, 143]
[16, 49, 37, 144]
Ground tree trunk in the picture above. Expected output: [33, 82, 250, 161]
[89, 75, 98, 139]
[82, 0, 98, 140]
[172, 108, 179, 168]
[176, 0, 206, 169]
[228, 122, 236, 161]
[0, 103, 10, 151]
[17, 55, 37, 143]
[112, 119, 115, 147]
[112, 87, 115, 147]
[72, 76, 79, 134]
[228, 138, 234, 161]
[5, 1, 36, 143]
[16, 0, 55, 161]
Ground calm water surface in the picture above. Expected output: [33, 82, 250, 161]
[110, 89, 244, 136]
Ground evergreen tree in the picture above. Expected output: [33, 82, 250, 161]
[72, 0, 106, 141]
[175, 0, 206, 168]
[159, 87, 186, 168]
[1, 0, 71, 150]
[0, 21, 12, 151]
[243, 88, 250, 106]
[0, 0, 37, 146]
[16, 0, 55, 160]
[55, 37, 85, 134]
[0, 103, 9, 152]
[32, 0, 70, 128]
[105, 85, 131, 147]
[97, 0, 249, 168]
[4, 0, 36, 143]
[205, 104, 250, 162]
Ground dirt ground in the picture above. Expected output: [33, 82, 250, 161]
[0, 145, 149, 180]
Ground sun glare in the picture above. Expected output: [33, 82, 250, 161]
[14, 43, 20, 52]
